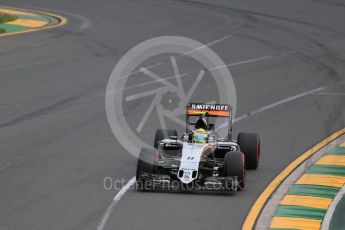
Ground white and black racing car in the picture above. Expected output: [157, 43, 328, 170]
[136, 103, 260, 191]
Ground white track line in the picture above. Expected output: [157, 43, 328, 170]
[210, 55, 274, 71]
[97, 177, 136, 230]
[213, 86, 326, 132]
[233, 86, 325, 123]
[312, 92, 345, 96]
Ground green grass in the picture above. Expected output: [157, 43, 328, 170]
[0, 12, 18, 33]
[0, 12, 18, 23]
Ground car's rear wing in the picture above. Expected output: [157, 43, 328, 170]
[186, 103, 233, 139]
[186, 103, 232, 117]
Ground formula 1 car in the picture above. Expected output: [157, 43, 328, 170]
[136, 103, 260, 191]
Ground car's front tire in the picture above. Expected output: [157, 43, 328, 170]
[223, 151, 245, 191]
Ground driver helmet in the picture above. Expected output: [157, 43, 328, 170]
[195, 116, 208, 130]
[193, 128, 208, 143]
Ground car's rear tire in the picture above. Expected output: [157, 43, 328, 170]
[223, 151, 245, 191]
[153, 129, 178, 148]
[237, 132, 260, 170]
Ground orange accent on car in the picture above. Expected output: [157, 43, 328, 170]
[187, 109, 230, 117]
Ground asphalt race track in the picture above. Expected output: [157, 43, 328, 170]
[1, 0, 345, 230]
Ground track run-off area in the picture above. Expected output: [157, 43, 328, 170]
[0, 6, 67, 37]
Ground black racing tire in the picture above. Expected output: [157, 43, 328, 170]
[136, 147, 156, 181]
[237, 132, 260, 170]
[153, 129, 178, 148]
[223, 151, 245, 191]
